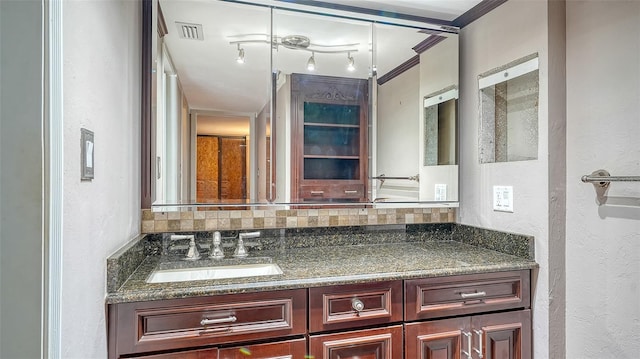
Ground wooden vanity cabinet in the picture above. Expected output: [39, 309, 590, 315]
[405, 270, 532, 359]
[405, 310, 531, 359]
[405, 270, 530, 321]
[308, 281, 404, 359]
[107, 289, 306, 359]
[290, 73, 369, 203]
[109, 270, 532, 359]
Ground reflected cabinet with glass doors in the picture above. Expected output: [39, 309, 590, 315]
[291, 73, 369, 202]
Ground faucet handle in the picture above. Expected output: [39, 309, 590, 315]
[179, 235, 200, 261]
[233, 238, 248, 258]
[239, 231, 261, 240]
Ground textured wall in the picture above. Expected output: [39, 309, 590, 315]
[61, 1, 141, 357]
[566, 2, 640, 357]
[459, 1, 553, 358]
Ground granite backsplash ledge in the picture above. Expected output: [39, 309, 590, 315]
[107, 222, 534, 293]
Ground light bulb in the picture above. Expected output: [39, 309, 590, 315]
[236, 45, 245, 64]
[236, 48, 245, 64]
[347, 53, 355, 72]
[307, 53, 316, 71]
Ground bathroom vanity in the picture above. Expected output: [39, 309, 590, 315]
[106, 228, 536, 359]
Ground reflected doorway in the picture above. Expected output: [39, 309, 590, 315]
[196, 135, 247, 202]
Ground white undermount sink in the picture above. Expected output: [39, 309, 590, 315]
[147, 263, 283, 283]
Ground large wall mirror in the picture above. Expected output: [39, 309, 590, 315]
[149, 0, 459, 209]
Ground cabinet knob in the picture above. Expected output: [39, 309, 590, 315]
[351, 298, 365, 312]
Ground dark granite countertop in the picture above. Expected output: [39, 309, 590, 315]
[106, 239, 537, 304]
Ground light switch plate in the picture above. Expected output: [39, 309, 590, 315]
[434, 184, 447, 201]
[81, 128, 94, 180]
[493, 186, 513, 212]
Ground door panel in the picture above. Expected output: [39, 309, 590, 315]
[406, 317, 468, 359]
[309, 325, 403, 359]
[218, 338, 306, 359]
[472, 310, 531, 359]
[196, 136, 247, 202]
[196, 136, 219, 202]
[136, 347, 217, 359]
[219, 137, 246, 200]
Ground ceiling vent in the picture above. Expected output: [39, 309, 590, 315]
[176, 22, 204, 41]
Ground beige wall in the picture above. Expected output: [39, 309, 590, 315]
[565, 2, 640, 357]
[61, 1, 141, 357]
[459, 1, 555, 358]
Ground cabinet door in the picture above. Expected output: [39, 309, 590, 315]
[290, 73, 369, 202]
[136, 347, 217, 359]
[472, 310, 531, 359]
[309, 325, 403, 359]
[405, 317, 470, 359]
[219, 338, 306, 359]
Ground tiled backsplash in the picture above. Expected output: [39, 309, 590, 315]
[141, 207, 456, 234]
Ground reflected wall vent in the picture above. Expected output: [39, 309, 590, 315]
[176, 22, 204, 41]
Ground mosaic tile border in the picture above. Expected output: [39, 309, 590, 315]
[141, 207, 456, 234]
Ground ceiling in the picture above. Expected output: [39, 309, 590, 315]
[159, 0, 479, 115]
[302, 0, 482, 22]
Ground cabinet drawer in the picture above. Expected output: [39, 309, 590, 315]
[309, 281, 403, 333]
[299, 184, 364, 200]
[219, 338, 307, 359]
[110, 289, 306, 355]
[309, 325, 403, 359]
[405, 270, 530, 320]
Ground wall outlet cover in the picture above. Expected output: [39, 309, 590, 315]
[435, 184, 447, 201]
[493, 185, 513, 212]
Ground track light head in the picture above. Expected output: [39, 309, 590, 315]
[236, 44, 245, 64]
[307, 53, 316, 71]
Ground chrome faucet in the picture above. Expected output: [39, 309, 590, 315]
[234, 231, 260, 258]
[209, 231, 225, 259]
[170, 234, 201, 261]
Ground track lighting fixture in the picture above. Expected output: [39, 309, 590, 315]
[230, 34, 359, 73]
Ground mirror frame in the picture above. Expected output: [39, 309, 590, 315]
[140, 0, 500, 209]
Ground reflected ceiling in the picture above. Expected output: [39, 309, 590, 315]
[159, 0, 477, 113]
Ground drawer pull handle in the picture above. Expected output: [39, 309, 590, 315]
[310, 190, 324, 195]
[200, 315, 237, 326]
[461, 331, 472, 359]
[351, 298, 365, 312]
[474, 329, 484, 358]
[460, 291, 486, 299]
[344, 190, 358, 194]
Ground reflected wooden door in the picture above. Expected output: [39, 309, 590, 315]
[197, 135, 246, 202]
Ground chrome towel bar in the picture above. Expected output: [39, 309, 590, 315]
[370, 174, 420, 185]
[581, 169, 640, 188]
